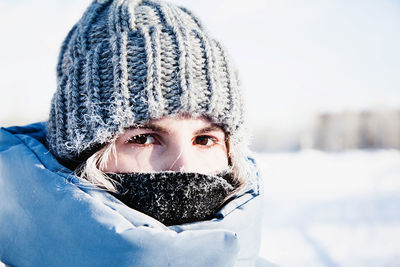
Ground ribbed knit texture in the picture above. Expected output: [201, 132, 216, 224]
[107, 171, 236, 226]
[47, 0, 245, 161]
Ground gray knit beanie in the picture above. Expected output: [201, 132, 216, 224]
[47, 0, 245, 162]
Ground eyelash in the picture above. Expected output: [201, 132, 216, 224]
[127, 134, 159, 146]
[193, 135, 218, 147]
[126, 134, 219, 147]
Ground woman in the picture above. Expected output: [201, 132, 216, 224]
[0, 0, 268, 266]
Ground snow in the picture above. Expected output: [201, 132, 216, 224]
[256, 149, 400, 266]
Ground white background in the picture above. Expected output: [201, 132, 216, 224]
[1, 1, 400, 266]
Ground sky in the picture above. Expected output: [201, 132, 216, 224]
[1, 0, 399, 132]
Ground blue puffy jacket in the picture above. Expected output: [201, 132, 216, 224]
[0, 122, 268, 267]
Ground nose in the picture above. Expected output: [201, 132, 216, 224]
[166, 145, 198, 173]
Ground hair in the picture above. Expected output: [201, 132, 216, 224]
[75, 130, 254, 198]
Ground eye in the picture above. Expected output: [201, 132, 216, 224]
[127, 134, 158, 145]
[193, 135, 217, 146]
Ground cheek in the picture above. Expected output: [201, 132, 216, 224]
[103, 146, 164, 173]
[194, 148, 229, 172]
[101, 143, 229, 174]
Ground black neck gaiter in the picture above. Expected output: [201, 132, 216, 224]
[105, 171, 237, 226]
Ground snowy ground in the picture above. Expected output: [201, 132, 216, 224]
[256, 149, 400, 267]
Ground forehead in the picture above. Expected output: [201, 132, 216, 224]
[151, 116, 215, 127]
[125, 116, 226, 133]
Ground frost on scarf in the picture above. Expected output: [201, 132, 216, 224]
[105, 171, 237, 226]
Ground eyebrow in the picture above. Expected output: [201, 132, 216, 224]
[194, 125, 225, 136]
[129, 123, 170, 134]
[128, 123, 225, 136]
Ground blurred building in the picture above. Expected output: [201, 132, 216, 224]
[313, 107, 400, 151]
[250, 107, 400, 152]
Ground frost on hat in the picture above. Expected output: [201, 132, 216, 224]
[47, 0, 245, 161]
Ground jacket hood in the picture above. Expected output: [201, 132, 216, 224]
[0, 122, 264, 267]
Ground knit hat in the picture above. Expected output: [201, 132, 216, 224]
[46, 0, 245, 162]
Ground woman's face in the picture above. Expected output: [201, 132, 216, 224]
[102, 116, 229, 174]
